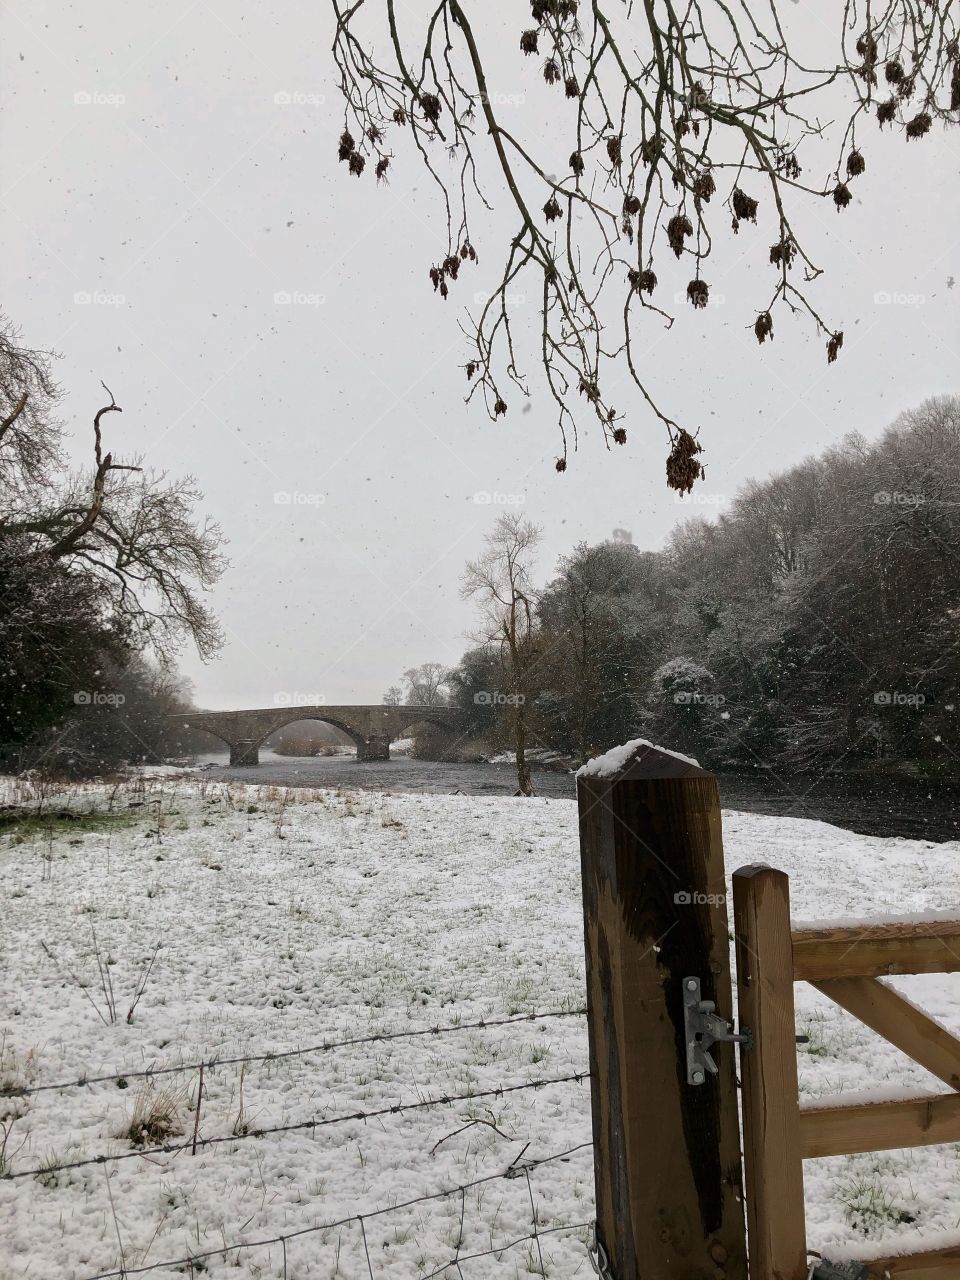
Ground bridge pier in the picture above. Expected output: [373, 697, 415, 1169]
[230, 740, 260, 766]
[357, 735, 391, 762]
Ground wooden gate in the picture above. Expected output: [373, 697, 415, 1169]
[733, 864, 960, 1280]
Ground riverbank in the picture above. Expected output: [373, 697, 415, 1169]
[193, 751, 960, 842]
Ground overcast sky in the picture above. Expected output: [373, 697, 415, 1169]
[3, 1, 958, 710]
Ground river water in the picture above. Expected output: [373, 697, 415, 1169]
[197, 751, 960, 843]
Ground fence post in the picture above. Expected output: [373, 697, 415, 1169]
[732, 864, 808, 1280]
[576, 742, 747, 1280]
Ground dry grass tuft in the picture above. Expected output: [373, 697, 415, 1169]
[121, 1085, 185, 1147]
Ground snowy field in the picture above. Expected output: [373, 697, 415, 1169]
[1, 775, 959, 1278]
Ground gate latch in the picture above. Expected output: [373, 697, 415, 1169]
[683, 976, 752, 1085]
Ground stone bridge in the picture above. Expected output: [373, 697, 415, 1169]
[173, 704, 460, 765]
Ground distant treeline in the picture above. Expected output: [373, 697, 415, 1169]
[445, 396, 960, 776]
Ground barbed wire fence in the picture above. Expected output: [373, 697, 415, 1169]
[82, 1142, 595, 1280]
[3, 1007, 596, 1278]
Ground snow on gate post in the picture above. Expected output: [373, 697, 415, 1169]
[576, 740, 747, 1280]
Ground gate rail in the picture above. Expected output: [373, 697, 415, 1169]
[733, 865, 960, 1280]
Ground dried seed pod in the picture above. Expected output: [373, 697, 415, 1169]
[637, 269, 657, 294]
[833, 183, 852, 210]
[855, 32, 878, 62]
[640, 136, 661, 165]
[905, 111, 932, 139]
[348, 152, 365, 177]
[520, 29, 539, 54]
[688, 81, 710, 110]
[623, 194, 641, 216]
[392, 107, 407, 126]
[686, 279, 709, 309]
[827, 331, 844, 364]
[769, 238, 796, 269]
[543, 195, 562, 222]
[338, 130, 355, 162]
[732, 188, 758, 223]
[569, 150, 584, 177]
[754, 311, 773, 344]
[885, 59, 904, 84]
[877, 97, 897, 126]
[375, 157, 390, 182]
[846, 149, 866, 177]
[666, 429, 704, 495]
[555, 456, 567, 472]
[429, 265, 442, 291]
[613, 427, 627, 445]
[466, 361, 477, 380]
[493, 397, 507, 418]
[606, 135, 622, 166]
[367, 125, 381, 143]
[543, 58, 560, 84]
[419, 93, 441, 124]
[564, 75, 579, 99]
[693, 171, 716, 202]
[443, 254, 460, 279]
[666, 213, 693, 258]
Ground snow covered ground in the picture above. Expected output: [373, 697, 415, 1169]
[0, 776, 958, 1278]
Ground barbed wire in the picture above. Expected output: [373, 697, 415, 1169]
[80, 1141, 594, 1279]
[4, 1006, 588, 1100]
[3, 1069, 590, 1182]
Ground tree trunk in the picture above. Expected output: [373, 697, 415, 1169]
[515, 701, 534, 796]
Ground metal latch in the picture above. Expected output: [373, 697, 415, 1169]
[683, 976, 752, 1085]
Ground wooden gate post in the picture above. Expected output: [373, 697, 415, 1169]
[732, 865, 808, 1280]
[576, 742, 747, 1280]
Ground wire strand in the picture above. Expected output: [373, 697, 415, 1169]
[5, 1006, 587, 1099]
[3, 1071, 590, 1182]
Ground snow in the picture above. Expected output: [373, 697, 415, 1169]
[1, 778, 959, 1277]
[576, 737, 701, 777]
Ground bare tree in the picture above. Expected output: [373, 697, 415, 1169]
[401, 661, 451, 705]
[332, 2, 959, 485]
[0, 323, 226, 663]
[462, 513, 542, 794]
